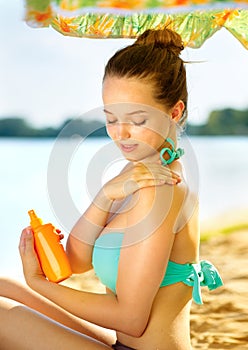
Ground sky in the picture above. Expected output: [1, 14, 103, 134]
[1, 1, 248, 127]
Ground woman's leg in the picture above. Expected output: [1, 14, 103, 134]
[0, 296, 112, 350]
[0, 277, 116, 346]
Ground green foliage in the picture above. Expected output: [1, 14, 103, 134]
[200, 223, 248, 242]
[25, 0, 51, 12]
[0, 118, 35, 137]
[0, 107, 247, 137]
[0, 117, 108, 138]
[186, 108, 248, 135]
[58, 118, 108, 137]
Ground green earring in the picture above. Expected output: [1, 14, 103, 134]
[160, 138, 184, 166]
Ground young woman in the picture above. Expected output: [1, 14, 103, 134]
[0, 28, 222, 350]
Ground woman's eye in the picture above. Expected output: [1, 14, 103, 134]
[107, 119, 117, 124]
[133, 120, 146, 126]
[106, 119, 146, 126]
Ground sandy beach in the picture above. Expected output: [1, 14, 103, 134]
[190, 230, 248, 349]
[63, 228, 248, 350]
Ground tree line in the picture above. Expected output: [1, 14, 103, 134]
[186, 108, 248, 135]
[0, 118, 107, 138]
[0, 108, 248, 137]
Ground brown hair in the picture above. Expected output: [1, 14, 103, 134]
[103, 28, 188, 126]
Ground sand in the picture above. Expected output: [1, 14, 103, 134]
[190, 230, 248, 349]
[63, 229, 248, 349]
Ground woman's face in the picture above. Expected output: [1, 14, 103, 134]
[102, 76, 173, 163]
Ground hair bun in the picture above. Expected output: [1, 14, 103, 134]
[135, 28, 184, 56]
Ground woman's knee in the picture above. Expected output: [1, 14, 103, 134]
[0, 277, 15, 297]
[0, 295, 22, 316]
[0, 277, 24, 298]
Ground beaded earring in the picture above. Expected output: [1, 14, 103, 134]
[159, 137, 184, 166]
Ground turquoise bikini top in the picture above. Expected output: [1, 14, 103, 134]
[92, 233, 223, 305]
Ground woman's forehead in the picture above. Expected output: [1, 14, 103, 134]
[102, 77, 154, 103]
[102, 76, 171, 115]
[103, 102, 169, 120]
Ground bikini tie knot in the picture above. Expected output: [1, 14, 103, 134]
[160, 137, 184, 166]
[184, 260, 224, 304]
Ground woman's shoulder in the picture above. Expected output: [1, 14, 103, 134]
[133, 179, 189, 207]
[126, 182, 183, 224]
[172, 181, 199, 234]
[128, 180, 198, 232]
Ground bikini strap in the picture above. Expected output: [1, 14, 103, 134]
[160, 137, 184, 166]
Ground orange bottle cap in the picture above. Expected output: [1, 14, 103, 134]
[28, 209, 42, 230]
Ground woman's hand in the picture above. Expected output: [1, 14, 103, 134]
[19, 227, 46, 287]
[103, 162, 181, 201]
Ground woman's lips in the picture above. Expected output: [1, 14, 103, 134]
[120, 143, 138, 153]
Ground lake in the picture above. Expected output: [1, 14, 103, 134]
[0, 136, 247, 279]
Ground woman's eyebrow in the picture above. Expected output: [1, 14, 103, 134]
[103, 108, 147, 115]
[126, 110, 147, 116]
[103, 108, 113, 115]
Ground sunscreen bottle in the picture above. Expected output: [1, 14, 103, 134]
[28, 209, 72, 283]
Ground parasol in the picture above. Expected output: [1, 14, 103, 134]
[24, 0, 248, 49]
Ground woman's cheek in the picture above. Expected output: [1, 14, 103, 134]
[106, 125, 116, 139]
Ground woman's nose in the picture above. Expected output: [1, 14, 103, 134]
[116, 122, 131, 139]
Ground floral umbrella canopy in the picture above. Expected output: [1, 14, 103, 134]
[24, 1, 248, 49]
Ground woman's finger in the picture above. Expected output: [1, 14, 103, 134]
[19, 228, 46, 285]
[19, 228, 35, 257]
[154, 165, 181, 183]
[166, 171, 181, 183]
[137, 178, 177, 189]
[140, 163, 181, 184]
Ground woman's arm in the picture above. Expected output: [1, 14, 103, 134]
[114, 184, 185, 335]
[20, 184, 184, 337]
[66, 162, 181, 273]
[66, 188, 114, 273]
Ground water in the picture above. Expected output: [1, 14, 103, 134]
[0, 136, 247, 279]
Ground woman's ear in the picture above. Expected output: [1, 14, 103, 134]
[171, 100, 185, 123]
